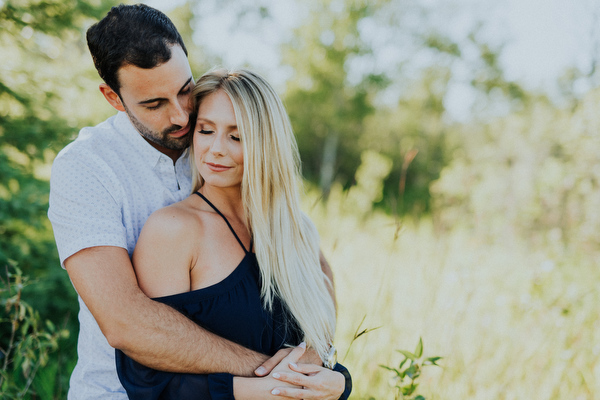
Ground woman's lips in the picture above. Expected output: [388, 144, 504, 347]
[206, 162, 232, 172]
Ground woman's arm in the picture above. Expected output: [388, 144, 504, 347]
[131, 205, 197, 297]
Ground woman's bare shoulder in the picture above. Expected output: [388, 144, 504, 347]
[143, 196, 207, 239]
[133, 196, 208, 297]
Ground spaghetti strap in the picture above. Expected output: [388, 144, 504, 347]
[194, 192, 250, 254]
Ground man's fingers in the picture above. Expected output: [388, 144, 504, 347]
[254, 342, 306, 376]
[255, 348, 292, 376]
[282, 342, 306, 366]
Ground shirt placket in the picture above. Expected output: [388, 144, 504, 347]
[155, 155, 180, 192]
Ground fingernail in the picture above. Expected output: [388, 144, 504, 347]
[255, 367, 266, 375]
[289, 362, 297, 369]
[273, 373, 280, 378]
[272, 389, 280, 395]
[298, 342, 306, 349]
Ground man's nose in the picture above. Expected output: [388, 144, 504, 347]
[170, 100, 189, 127]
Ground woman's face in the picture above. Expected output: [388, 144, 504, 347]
[194, 90, 244, 189]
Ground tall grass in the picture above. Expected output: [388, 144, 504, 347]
[305, 186, 599, 399]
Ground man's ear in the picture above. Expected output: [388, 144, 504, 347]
[99, 83, 126, 112]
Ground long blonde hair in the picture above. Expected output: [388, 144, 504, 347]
[190, 68, 336, 360]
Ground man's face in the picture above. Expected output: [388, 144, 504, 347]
[116, 45, 194, 159]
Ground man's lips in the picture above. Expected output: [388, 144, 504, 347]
[206, 162, 232, 172]
[168, 124, 190, 138]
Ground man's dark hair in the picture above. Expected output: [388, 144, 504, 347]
[87, 3, 188, 94]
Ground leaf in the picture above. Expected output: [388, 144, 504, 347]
[45, 320, 55, 332]
[398, 357, 408, 370]
[396, 349, 416, 360]
[379, 364, 401, 377]
[424, 356, 442, 366]
[405, 364, 418, 379]
[415, 337, 423, 358]
[342, 314, 381, 361]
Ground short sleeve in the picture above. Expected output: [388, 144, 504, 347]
[48, 150, 127, 266]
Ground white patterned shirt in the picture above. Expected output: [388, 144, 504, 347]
[48, 111, 192, 399]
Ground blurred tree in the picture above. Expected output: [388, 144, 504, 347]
[431, 86, 600, 253]
[281, 0, 390, 197]
[167, 1, 213, 76]
[0, 0, 113, 396]
[0, 0, 113, 267]
[362, 65, 455, 215]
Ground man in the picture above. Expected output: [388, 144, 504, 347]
[48, 4, 347, 399]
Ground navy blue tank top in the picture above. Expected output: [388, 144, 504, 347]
[115, 192, 351, 399]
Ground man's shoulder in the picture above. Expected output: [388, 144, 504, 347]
[55, 114, 121, 160]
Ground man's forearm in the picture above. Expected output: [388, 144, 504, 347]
[118, 295, 269, 376]
[66, 246, 268, 376]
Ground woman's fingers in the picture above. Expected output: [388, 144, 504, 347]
[271, 386, 305, 399]
[288, 362, 321, 375]
[272, 371, 311, 387]
[272, 368, 345, 400]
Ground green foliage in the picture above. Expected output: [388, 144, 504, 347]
[0, 0, 113, 269]
[379, 338, 442, 400]
[344, 150, 393, 216]
[282, 0, 385, 195]
[0, 0, 113, 397]
[0, 264, 69, 399]
[363, 66, 455, 216]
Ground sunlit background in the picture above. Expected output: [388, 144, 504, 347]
[1, 0, 599, 398]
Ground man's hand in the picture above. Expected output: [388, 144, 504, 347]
[255, 345, 322, 376]
[234, 343, 307, 400]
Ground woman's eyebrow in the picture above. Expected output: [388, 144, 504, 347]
[196, 117, 237, 130]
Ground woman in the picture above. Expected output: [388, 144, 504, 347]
[116, 68, 351, 399]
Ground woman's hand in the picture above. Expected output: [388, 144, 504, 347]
[271, 362, 345, 400]
[234, 343, 307, 400]
[236, 343, 344, 400]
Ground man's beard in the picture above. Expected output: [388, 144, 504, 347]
[124, 105, 191, 151]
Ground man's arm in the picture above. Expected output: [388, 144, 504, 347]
[65, 246, 268, 376]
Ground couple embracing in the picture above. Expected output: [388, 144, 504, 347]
[48, 4, 352, 399]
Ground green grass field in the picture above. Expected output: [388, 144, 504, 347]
[306, 190, 599, 399]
